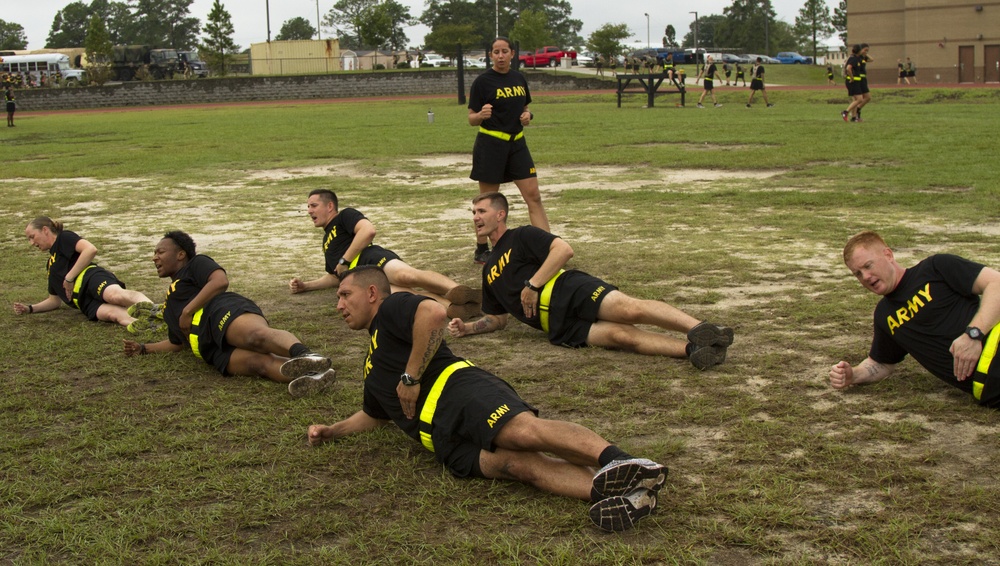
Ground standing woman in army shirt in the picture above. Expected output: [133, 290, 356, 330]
[467, 36, 550, 265]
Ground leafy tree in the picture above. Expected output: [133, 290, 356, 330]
[420, 0, 581, 51]
[586, 22, 630, 61]
[793, 0, 833, 61]
[83, 15, 114, 84]
[47, 2, 93, 48]
[0, 19, 29, 50]
[324, 0, 413, 52]
[663, 25, 676, 48]
[357, 2, 393, 66]
[682, 14, 728, 49]
[717, 0, 776, 54]
[276, 17, 317, 41]
[201, 0, 238, 75]
[509, 9, 551, 62]
[323, 0, 376, 50]
[379, 0, 416, 54]
[423, 24, 478, 59]
[127, 0, 201, 48]
[832, 0, 847, 50]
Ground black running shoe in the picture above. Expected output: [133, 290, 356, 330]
[589, 488, 658, 532]
[687, 321, 734, 348]
[592, 458, 668, 499]
[280, 354, 332, 379]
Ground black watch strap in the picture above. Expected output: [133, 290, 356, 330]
[524, 279, 543, 292]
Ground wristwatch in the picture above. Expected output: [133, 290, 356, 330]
[400, 372, 421, 386]
[338, 257, 349, 267]
[966, 326, 987, 342]
[524, 280, 543, 292]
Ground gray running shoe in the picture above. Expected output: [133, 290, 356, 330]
[288, 368, 336, 398]
[444, 285, 481, 305]
[280, 354, 332, 379]
[589, 488, 658, 532]
[689, 344, 727, 370]
[592, 458, 668, 499]
[687, 321, 734, 348]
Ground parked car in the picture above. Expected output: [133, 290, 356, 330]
[720, 53, 742, 64]
[575, 52, 594, 66]
[775, 52, 813, 64]
[462, 58, 486, 69]
[422, 53, 451, 67]
[745, 54, 781, 65]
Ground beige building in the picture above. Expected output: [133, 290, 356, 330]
[249, 39, 342, 75]
[848, 0, 1000, 83]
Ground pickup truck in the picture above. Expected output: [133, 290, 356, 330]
[519, 46, 577, 67]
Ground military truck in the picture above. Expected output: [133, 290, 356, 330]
[108, 45, 179, 81]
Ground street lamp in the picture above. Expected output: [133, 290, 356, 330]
[689, 11, 699, 73]
[316, 0, 322, 40]
[496, 0, 499, 37]
[644, 13, 650, 49]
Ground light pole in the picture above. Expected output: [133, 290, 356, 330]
[689, 11, 699, 73]
[316, 0, 322, 40]
[496, 0, 499, 37]
[644, 13, 650, 49]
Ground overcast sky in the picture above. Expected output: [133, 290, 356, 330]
[8, 0, 831, 52]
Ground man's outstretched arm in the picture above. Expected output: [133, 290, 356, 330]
[829, 357, 896, 390]
[308, 410, 388, 446]
[448, 313, 509, 337]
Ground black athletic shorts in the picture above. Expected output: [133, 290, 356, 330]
[750, 78, 764, 91]
[190, 292, 265, 375]
[75, 267, 126, 320]
[858, 78, 870, 95]
[846, 80, 860, 96]
[546, 270, 618, 348]
[429, 367, 538, 478]
[470, 133, 536, 184]
[356, 245, 401, 268]
[704, 79, 714, 92]
[6, 101, 14, 113]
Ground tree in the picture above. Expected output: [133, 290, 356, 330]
[201, 0, 238, 75]
[832, 0, 848, 50]
[423, 23, 478, 59]
[682, 14, 728, 49]
[793, 0, 834, 61]
[587, 22, 630, 61]
[509, 9, 551, 61]
[127, 0, 201, 48]
[324, 0, 413, 52]
[0, 19, 29, 50]
[357, 2, 393, 67]
[47, 2, 93, 48]
[663, 25, 676, 48]
[717, 0, 776, 54]
[420, 0, 581, 51]
[84, 14, 114, 84]
[276, 17, 317, 41]
[323, 0, 377, 50]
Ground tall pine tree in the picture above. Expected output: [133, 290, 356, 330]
[201, 0, 238, 76]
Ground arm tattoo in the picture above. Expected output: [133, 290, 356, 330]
[864, 362, 885, 378]
[417, 327, 445, 376]
[472, 315, 495, 333]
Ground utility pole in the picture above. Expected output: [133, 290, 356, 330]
[690, 11, 699, 73]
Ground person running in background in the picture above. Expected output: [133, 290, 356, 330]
[14, 217, 155, 332]
[896, 59, 910, 85]
[723, 61, 732, 85]
[734, 62, 746, 86]
[826, 62, 835, 85]
[696, 56, 723, 108]
[906, 57, 917, 84]
[745, 57, 774, 108]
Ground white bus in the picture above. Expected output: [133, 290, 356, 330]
[0, 54, 86, 85]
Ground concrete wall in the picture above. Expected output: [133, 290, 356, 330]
[14, 70, 610, 112]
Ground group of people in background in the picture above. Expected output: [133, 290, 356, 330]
[2, 71, 63, 89]
[896, 56, 918, 85]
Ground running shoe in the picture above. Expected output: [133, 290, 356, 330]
[591, 458, 668, 499]
[697, 103, 705, 108]
[127, 301, 164, 320]
[689, 344, 727, 370]
[126, 317, 165, 334]
[745, 103, 752, 108]
[444, 285, 481, 305]
[474, 250, 491, 265]
[280, 354, 332, 379]
[288, 368, 336, 398]
[766, 103, 774, 107]
[589, 488, 658, 532]
[841, 110, 849, 122]
[687, 321, 734, 348]
[714, 103, 723, 108]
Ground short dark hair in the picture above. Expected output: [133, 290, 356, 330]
[309, 189, 338, 209]
[492, 37, 514, 51]
[851, 44, 862, 55]
[163, 230, 197, 258]
[473, 191, 509, 214]
[340, 265, 391, 296]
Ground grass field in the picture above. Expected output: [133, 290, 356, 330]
[3, 85, 1000, 565]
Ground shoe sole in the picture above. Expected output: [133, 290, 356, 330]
[127, 301, 155, 318]
[444, 285, 481, 305]
[589, 489, 657, 532]
[690, 345, 727, 370]
[592, 459, 668, 499]
[288, 369, 336, 398]
[280, 355, 332, 379]
[687, 322, 734, 348]
[446, 302, 482, 320]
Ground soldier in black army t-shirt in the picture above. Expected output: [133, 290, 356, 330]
[307, 266, 669, 532]
[124, 231, 334, 397]
[830, 231, 1000, 407]
[447, 193, 735, 370]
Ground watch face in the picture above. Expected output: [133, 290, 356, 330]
[968, 327, 983, 340]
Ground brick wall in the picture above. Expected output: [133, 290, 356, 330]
[15, 70, 610, 112]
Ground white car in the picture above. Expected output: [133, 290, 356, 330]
[575, 52, 594, 66]
[463, 58, 486, 68]
[422, 53, 451, 67]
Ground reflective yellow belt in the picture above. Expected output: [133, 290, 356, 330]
[70, 265, 96, 309]
[418, 360, 475, 452]
[538, 269, 566, 334]
[188, 307, 205, 360]
[973, 325, 999, 401]
[478, 127, 524, 142]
